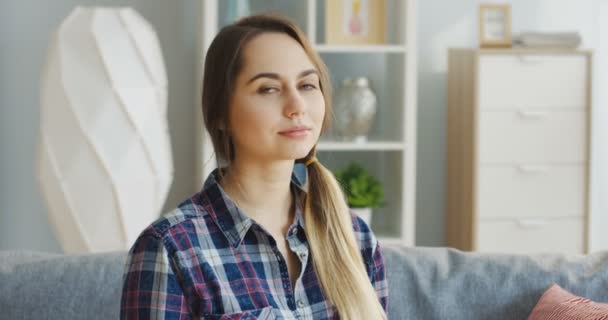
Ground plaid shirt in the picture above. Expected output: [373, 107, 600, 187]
[120, 165, 388, 319]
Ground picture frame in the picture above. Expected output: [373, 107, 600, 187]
[479, 3, 512, 48]
[325, 0, 386, 45]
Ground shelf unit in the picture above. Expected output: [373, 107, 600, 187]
[196, 0, 417, 246]
[315, 44, 407, 53]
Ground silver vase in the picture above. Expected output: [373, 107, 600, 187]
[333, 77, 377, 142]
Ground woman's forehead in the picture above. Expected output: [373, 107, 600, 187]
[240, 32, 316, 78]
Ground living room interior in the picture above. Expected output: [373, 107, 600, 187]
[1, 0, 607, 319]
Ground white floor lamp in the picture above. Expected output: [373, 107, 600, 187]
[38, 7, 173, 253]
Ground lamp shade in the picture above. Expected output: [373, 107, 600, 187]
[38, 6, 173, 253]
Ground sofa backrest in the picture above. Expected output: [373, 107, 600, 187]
[1, 245, 607, 320]
[383, 245, 608, 319]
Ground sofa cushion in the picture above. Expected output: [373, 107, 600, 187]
[0, 251, 126, 320]
[528, 284, 608, 319]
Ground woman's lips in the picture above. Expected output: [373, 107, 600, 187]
[278, 128, 311, 138]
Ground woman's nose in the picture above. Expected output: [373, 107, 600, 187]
[284, 88, 306, 118]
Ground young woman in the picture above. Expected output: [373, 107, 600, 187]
[120, 14, 388, 320]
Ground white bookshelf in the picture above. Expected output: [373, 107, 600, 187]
[317, 141, 406, 151]
[315, 44, 407, 53]
[196, 0, 417, 246]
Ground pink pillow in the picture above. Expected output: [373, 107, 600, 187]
[528, 284, 608, 320]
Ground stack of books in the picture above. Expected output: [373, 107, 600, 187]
[513, 31, 581, 48]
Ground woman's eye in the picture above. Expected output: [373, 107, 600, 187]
[258, 87, 278, 94]
[301, 83, 317, 90]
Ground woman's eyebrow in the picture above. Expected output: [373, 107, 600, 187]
[298, 69, 319, 79]
[246, 69, 319, 84]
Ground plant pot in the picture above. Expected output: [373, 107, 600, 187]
[351, 207, 373, 226]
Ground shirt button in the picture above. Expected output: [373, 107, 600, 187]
[299, 252, 307, 260]
[297, 300, 305, 308]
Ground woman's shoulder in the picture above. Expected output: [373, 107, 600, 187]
[133, 194, 211, 245]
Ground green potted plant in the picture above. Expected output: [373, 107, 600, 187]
[334, 162, 385, 226]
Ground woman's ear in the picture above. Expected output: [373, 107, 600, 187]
[217, 124, 231, 135]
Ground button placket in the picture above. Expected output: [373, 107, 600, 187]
[273, 246, 297, 310]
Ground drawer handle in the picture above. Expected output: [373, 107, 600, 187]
[517, 219, 549, 229]
[517, 55, 544, 65]
[518, 110, 547, 119]
[516, 165, 548, 174]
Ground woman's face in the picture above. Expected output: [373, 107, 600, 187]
[228, 32, 325, 163]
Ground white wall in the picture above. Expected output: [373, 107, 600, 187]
[1, 0, 605, 252]
[0, 0, 201, 252]
[589, 1, 608, 252]
[416, 0, 608, 251]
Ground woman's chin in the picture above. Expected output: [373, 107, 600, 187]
[278, 145, 316, 160]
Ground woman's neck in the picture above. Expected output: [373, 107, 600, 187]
[220, 160, 295, 228]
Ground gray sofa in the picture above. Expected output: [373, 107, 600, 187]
[1, 244, 607, 319]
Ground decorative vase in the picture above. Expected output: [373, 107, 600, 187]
[37, 6, 173, 253]
[333, 77, 378, 142]
[351, 207, 373, 226]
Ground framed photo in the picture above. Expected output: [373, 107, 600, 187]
[479, 4, 512, 48]
[325, 0, 385, 45]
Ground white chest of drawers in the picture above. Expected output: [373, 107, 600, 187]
[446, 49, 593, 254]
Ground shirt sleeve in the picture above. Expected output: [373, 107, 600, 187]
[120, 233, 191, 320]
[370, 242, 389, 313]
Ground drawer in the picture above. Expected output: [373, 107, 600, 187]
[476, 218, 585, 254]
[476, 165, 586, 219]
[478, 54, 587, 110]
[477, 110, 587, 163]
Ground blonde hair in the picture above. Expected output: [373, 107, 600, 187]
[201, 14, 386, 320]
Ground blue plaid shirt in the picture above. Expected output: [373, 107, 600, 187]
[120, 165, 388, 319]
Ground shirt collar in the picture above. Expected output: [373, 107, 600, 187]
[200, 164, 308, 248]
